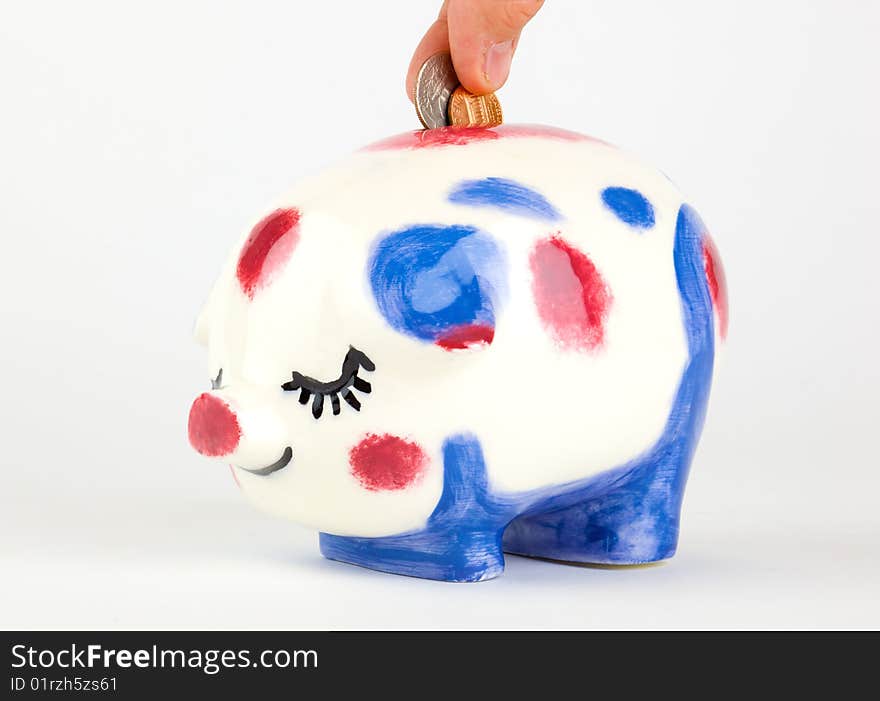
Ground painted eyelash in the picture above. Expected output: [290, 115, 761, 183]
[281, 346, 375, 419]
[211, 369, 223, 390]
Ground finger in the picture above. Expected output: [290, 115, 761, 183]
[405, 2, 451, 103]
[447, 0, 544, 94]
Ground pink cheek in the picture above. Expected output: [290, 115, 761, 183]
[530, 235, 613, 352]
[236, 208, 301, 299]
[702, 234, 729, 340]
[349, 434, 429, 491]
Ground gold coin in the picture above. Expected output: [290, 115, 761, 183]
[447, 87, 503, 128]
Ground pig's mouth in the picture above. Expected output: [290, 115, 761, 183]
[237, 446, 293, 476]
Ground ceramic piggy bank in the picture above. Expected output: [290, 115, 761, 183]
[187, 125, 727, 582]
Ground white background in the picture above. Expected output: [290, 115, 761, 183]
[1, 0, 878, 629]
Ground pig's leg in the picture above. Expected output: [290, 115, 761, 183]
[320, 528, 506, 582]
[503, 324, 711, 565]
[320, 433, 513, 582]
[501, 450, 692, 565]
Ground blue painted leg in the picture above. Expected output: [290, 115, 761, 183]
[320, 527, 505, 582]
[320, 434, 516, 582]
[502, 455, 690, 565]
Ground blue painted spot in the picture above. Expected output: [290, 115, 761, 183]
[601, 186, 655, 229]
[368, 224, 506, 345]
[448, 177, 561, 221]
[325, 203, 714, 580]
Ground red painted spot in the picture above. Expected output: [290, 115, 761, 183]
[703, 233, 729, 340]
[187, 393, 241, 457]
[363, 124, 604, 152]
[236, 208, 301, 299]
[530, 235, 613, 352]
[364, 127, 499, 151]
[435, 323, 495, 350]
[349, 433, 428, 491]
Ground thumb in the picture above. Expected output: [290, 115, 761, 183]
[447, 0, 544, 94]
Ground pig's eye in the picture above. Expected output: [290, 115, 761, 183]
[211, 369, 223, 390]
[281, 346, 374, 420]
[368, 224, 507, 350]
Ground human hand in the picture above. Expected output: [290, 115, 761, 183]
[406, 0, 544, 100]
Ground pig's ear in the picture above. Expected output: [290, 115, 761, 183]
[193, 261, 236, 346]
[193, 298, 212, 347]
[193, 275, 223, 347]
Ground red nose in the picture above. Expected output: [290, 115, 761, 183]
[187, 393, 241, 457]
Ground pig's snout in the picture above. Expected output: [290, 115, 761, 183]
[187, 388, 292, 475]
[188, 392, 241, 457]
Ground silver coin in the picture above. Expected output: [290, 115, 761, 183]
[414, 52, 459, 129]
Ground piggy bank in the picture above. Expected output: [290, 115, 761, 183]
[187, 125, 727, 582]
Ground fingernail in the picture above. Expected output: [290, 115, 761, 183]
[483, 40, 513, 90]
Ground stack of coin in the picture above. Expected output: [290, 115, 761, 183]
[414, 52, 503, 130]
